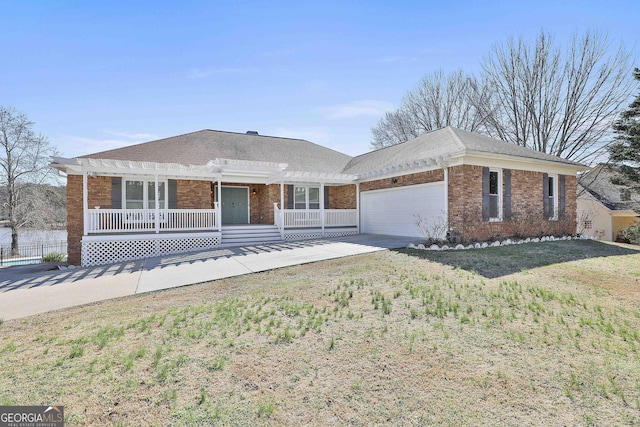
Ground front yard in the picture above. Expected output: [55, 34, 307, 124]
[1, 240, 639, 426]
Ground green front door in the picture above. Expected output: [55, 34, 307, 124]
[221, 187, 249, 225]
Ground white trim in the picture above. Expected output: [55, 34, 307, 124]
[267, 170, 357, 185]
[208, 158, 288, 171]
[443, 167, 449, 221]
[356, 158, 444, 182]
[320, 182, 325, 236]
[356, 182, 360, 233]
[54, 157, 223, 179]
[458, 152, 587, 175]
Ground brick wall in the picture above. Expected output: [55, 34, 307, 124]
[67, 175, 114, 265]
[360, 169, 444, 192]
[328, 185, 357, 209]
[176, 180, 212, 209]
[448, 165, 577, 243]
[67, 175, 83, 265]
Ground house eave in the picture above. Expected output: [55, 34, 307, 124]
[355, 156, 449, 182]
[460, 151, 589, 175]
[610, 209, 640, 217]
[52, 157, 223, 180]
[266, 171, 358, 185]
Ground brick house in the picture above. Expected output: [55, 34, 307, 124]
[52, 126, 587, 266]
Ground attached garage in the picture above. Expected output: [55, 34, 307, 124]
[360, 182, 446, 238]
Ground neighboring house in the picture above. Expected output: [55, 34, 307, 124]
[51, 126, 587, 266]
[577, 164, 640, 241]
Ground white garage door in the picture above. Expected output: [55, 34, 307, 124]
[360, 182, 446, 238]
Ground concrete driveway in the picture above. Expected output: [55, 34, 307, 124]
[0, 234, 415, 321]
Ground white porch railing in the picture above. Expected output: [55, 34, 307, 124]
[87, 206, 221, 234]
[277, 208, 358, 229]
[324, 209, 358, 227]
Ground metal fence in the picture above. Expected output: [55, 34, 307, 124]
[0, 241, 68, 267]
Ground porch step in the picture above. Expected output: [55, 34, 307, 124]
[221, 225, 283, 246]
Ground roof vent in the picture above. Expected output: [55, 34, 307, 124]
[246, 131, 259, 135]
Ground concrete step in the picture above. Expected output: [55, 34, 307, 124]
[221, 225, 283, 245]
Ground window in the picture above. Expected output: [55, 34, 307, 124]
[124, 179, 167, 210]
[584, 220, 593, 230]
[482, 168, 506, 222]
[543, 174, 559, 220]
[294, 187, 307, 209]
[294, 186, 320, 209]
[547, 176, 555, 218]
[489, 170, 501, 220]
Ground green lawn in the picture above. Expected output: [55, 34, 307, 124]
[1, 240, 639, 426]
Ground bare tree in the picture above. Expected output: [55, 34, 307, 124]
[0, 106, 57, 255]
[371, 70, 494, 149]
[482, 30, 634, 163]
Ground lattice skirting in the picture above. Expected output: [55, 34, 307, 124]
[284, 232, 323, 241]
[284, 229, 359, 241]
[82, 234, 221, 266]
[324, 230, 359, 238]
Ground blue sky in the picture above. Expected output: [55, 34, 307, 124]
[1, 0, 637, 158]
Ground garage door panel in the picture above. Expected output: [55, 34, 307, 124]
[361, 183, 445, 238]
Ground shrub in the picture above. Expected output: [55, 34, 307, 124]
[619, 223, 640, 244]
[42, 252, 66, 263]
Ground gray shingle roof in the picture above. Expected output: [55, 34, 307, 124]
[78, 126, 584, 177]
[343, 127, 584, 175]
[80, 130, 353, 174]
[579, 164, 640, 211]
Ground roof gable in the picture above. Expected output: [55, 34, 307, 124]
[343, 126, 584, 175]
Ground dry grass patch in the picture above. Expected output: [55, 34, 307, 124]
[0, 240, 639, 426]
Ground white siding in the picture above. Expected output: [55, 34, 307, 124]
[360, 182, 446, 238]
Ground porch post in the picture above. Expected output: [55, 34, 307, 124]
[217, 177, 222, 231]
[356, 182, 360, 233]
[443, 166, 449, 220]
[320, 182, 325, 237]
[83, 172, 89, 236]
[280, 180, 284, 227]
[154, 174, 160, 233]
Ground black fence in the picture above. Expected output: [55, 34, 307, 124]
[0, 241, 68, 267]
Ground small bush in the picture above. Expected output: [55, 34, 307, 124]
[619, 224, 640, 244]
[42, 252, 66, 263]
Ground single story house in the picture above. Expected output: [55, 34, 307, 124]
[51, 126, 587, 266]
[577, 164, 639, 241]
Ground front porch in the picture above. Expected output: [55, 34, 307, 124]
[56, 156, 361, 266]
[80, 208, 359, 266]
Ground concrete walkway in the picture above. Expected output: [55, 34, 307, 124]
[0, 234, 414, 321]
